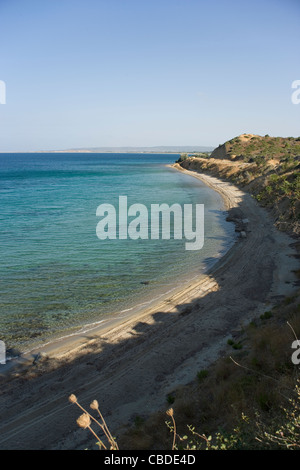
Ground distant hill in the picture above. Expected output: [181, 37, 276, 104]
[50, 145, 214, 154]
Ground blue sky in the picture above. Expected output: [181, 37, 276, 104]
[0, 0, 299, 151]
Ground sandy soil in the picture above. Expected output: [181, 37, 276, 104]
[0, 165, 298, 450]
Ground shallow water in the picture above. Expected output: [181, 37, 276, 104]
[0, 153, 235, 353]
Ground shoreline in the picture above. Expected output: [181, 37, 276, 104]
[2, 163, 235, 371]
[0, 165, 298, 450]
[3, 230, 235, 372]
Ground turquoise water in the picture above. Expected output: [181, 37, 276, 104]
[0, 153, 235, 353]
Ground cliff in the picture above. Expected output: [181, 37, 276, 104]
[178, 134, 300, 236]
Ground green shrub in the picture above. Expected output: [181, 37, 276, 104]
[197, 370, 209, 382]
[167, 394, 175, 405]
[260, 311, 273, 320]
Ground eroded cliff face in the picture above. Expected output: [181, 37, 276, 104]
[178, 156, 252, 181]
[210, 142, 230, 160]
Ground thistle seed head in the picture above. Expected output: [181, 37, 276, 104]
[68, 394, 77, 404]
[76, 413, 91, 429]
[90, 399, 99, 410]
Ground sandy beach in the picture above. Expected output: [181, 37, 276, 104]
[0, 165, 298, 450]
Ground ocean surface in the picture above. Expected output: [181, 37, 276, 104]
[0, 153, 236, 355]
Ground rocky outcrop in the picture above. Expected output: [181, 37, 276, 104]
[226, 207, 249, 235]
[210, 142, 230, 160]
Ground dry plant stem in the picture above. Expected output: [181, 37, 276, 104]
[171, 415, 176, 451]
[70, 394, 119, 450]
[193, 431, 211, 447]
[74, 401, 104, 428]
[95, 407, 119, 450]
[166, 410, 177, 450]
[229, 356, 294, 402]
[73, 401, 110, 448]
[76, 399, 118, 450]
[87, 426, 107, 450]
[287, 321, 299, 342]
[229, 356, 294, 390]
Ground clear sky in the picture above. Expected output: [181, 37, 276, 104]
[0, 0, 299, 152]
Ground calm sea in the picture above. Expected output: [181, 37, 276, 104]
[0, 153, 235, 354]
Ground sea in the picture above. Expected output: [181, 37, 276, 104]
[0, 153, 236, 355]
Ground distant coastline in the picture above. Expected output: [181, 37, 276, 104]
[0, 146, 214, 154]
[42, 146, 214, 154]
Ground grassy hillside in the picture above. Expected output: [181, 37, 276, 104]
[210, 133, 300, 162]
[178, 134, 300, 235]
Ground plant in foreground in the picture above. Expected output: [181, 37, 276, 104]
[165, 409, 246, 450]
[257, 380, 300, 449]
[165, 371, 300, 450]
[68, 394, 119, 450]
